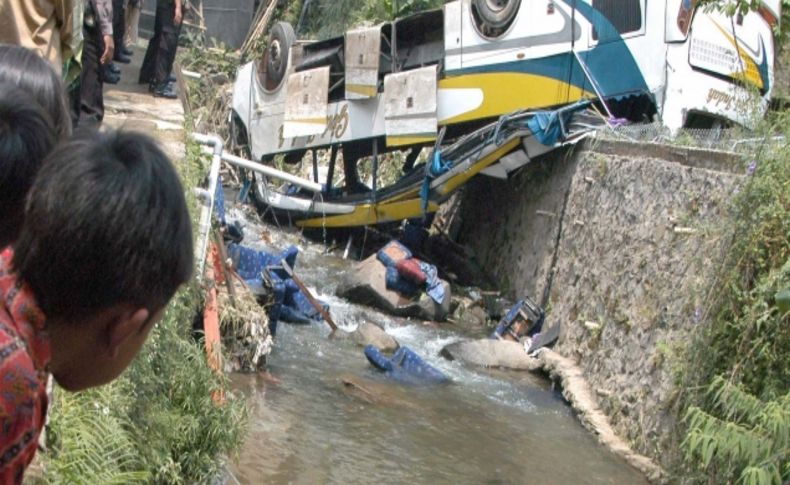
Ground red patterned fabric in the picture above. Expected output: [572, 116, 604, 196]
[0, 248, 50, 484]
[395, 258, 427, 285]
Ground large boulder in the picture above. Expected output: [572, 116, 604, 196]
[337, 255, 451, 321]
[351, 322, 399, 352]
[440, 339, 541, 371]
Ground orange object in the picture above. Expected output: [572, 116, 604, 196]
[204, 242, 225, 404]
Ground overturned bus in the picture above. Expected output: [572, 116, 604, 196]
[230, 0, 780, 228]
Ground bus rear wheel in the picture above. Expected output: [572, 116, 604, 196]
[472, 0, 520, 31]
[260, 22, 295, 92]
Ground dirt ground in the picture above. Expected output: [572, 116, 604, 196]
[102, 43, 185, 161]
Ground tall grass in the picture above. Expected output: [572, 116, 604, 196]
[680, 110, 789, 484]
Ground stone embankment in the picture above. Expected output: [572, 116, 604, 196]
[453, 137, 745, 481]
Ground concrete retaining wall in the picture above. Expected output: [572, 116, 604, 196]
[456, 138, 744, 473]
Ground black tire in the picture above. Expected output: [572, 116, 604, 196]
[262, 22, 295, 92]
[472, 0, 520, 31]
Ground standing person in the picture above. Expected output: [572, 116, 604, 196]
[139, 0, 181, 99]
[70, 0, 114, 126]
[0, 0, 80, 77]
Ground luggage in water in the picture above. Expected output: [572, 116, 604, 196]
[364, 345, 450, 385]
[396, 258, 427, 285]
[376, 240, 412, 267]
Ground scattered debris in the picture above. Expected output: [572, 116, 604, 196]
[337, 241, 451, 321]
[490, 298, 545, 342]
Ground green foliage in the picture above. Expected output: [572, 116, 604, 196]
[298, 0, 447, 40]
[43, 284, 246, 484]
[679, 110, 790, 482]
[683, 377, 789, 484]
[698, 0, 789, 48]
[119, 285, 247, 483]
[699, 116, 790, 399]
[44, 386, 149, 484]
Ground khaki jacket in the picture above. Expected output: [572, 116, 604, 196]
[0, 0, 81, 76]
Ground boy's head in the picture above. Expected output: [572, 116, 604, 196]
[13, 129, 194, 391]
[0, 44, 71, 139]
[0, 83, 57, 247]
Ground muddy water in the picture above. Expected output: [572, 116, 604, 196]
[227, 209, 647, 485]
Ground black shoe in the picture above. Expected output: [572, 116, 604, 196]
[152, 83, 177, 99]
[113, 53, 131, 64]
[103, 72, 120, 84]
[121, 46, 134, 57]
[108, 63, 121, 74]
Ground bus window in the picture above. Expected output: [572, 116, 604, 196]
[592, 0, 643, 41]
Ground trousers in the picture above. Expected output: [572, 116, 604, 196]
[112, 0, 126, 52]
[69, 23, 104, 126]
[139, 0, 181, 86]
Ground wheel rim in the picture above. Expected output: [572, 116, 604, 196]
[269, 39, 283, 71]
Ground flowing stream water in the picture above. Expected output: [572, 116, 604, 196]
[227, 207, 648, 484]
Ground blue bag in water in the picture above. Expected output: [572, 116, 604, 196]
[364, 345, 450, 385]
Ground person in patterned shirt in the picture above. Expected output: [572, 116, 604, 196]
[0, 128, 193, 482]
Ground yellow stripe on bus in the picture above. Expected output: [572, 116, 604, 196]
[346, 84, 378, 97]
[439, 73, 591, 125]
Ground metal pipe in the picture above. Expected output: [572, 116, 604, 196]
[220, 151, 323, 193]
[371, 138, 379, 202]
[312, 149, 319, 183]
[190, 133, 224, 280]
[326, 145, 338, 193]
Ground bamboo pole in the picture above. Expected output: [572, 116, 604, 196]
[280, 260, 338, 332]
[240, 0, 279, 56]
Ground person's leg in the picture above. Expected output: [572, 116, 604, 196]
[161, 11, 182, 82]
[139, 1, 166, 84]
[151, 1, 178, 97]
[152, 2, 176, 86]
[78, 26, 105, 124]
[112, 0, 129, 61]
[125, 1, 141, 48]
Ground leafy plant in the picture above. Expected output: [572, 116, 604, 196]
[44, 386, 149, 484]
[684, 377, 789, 484]
[678, 109, 789, 483]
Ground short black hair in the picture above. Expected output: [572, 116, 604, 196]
[0, 44, 71, 139]
[0, 83, 57, 247]
[13, 129, 194, 320]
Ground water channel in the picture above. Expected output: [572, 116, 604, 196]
[227, 207, 648, 484]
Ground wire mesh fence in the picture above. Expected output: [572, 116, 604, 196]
[591, 122, 786, 155]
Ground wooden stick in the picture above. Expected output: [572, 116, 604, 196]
[212, 228, 237, 307]
[280, 260, 338, 331]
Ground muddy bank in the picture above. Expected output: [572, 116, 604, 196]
[454, 138, 744, 475]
